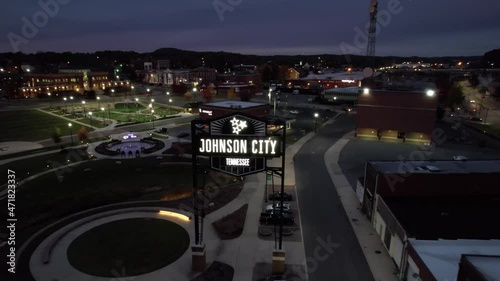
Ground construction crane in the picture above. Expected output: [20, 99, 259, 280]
[365, 0, 378, 75]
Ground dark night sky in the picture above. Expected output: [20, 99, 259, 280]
[1, 0, 500, 57]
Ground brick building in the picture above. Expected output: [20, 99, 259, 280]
[356, 82, 438, 142]
[357, 160, 500, 281]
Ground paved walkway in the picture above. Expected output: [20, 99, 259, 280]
[324, 131, 399, 281]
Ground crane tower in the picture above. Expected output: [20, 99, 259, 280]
[365, 0, 378, 73]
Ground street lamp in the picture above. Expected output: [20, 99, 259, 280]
[70, 96, 75, 115]
[314, 113, 319, 133]
[151, 109, 155, 129]
[97, 96, 100, 108]
[111, 89, 115, 104]
[166, 91, 170, 96]
[135, 98, 139, 108]
[68, 123, 73, 145]
[101, 107, 106, 125]
[63, 97, 68, 113]
[48, 92, 52, 109]
[169, 98, 172, 114]
[89, 112, 93, 127]
[82, 101, 86, 115]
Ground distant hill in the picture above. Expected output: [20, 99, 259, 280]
[0, 47, 486, 72]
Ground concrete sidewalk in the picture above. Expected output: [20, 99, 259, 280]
[324, 131, 399, 281]
[203, 129, 314, 280]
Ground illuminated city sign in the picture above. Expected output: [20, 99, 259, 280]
[193, 113, 283, 176]
[197, 137, 281, 157]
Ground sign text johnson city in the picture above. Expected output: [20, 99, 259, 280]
[198, 138, 279, 156]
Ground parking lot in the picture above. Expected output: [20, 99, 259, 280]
[339, 120, 500, 189]
[258, 184, 302, 242]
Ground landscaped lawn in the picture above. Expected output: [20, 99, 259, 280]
[67, 218, 190, 277]
[0, 110, 76, 142]
[12, 158, 197, 233]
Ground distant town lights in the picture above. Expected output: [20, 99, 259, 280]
[426, 90, 435, 97]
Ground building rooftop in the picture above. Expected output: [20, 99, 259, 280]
[383, 196, 500, 240]
[369, 160, 500, 175]
[464, 255, 500, 281]
[410, 239, 500, 281]
[204, 100, 267, 109]
[324, 86, 360, 94]
[297, 71, 369, 81]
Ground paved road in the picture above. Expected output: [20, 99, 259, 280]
[294, 114, 374, 281]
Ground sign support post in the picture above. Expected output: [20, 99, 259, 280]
[190, 113, 286, 273]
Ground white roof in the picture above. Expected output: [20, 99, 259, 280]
[410, 239, 500, 281]
[467, 256, 500, 281]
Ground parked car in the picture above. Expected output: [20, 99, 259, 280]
[265, 202, 292, 213]
[268, 192, 292, 201]
[177, 132, 189, 138]
[260, 213, 294, 225]
[155, 127, 168, 134]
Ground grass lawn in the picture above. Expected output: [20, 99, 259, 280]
[10, 158, 198, 233]
[0, 110, 75, 142]
[67, 218, 189, 277]
[77, 117, 106, 128]
[0, 147, 90, 180]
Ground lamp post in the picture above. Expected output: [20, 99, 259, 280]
[151, 109, 155, 129]
[63, 97, 68, 113]
[82, 101, 86, 116]
[97, 96, 100, 108]
[111, 89, 115, 104]
[48, 92, 52, 109]
[193, 87, 197, 102]
[89, 112, 93, 127]
[169, 98, 172, 115]
[101, 107, 106, 125]
[135, 98, 139, 108]
[68, 123, 73, 145]
[314, 113, 319, 133]
[70, 96, 75, 115]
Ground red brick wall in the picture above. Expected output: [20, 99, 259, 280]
[356, 90, 437, 135]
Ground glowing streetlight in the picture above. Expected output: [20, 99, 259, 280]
[82, 100, 86, 115]
[89, 112, 93, 127]
[70, 96, 75, 115]
[314, 113, 319, 133]
[63, 97, 68, 113]
[426, 90, 435, 97]
[48, 92, 52, 109]
[68, 123, 74, 145]
[151, 109, 155, 129]
[97, 96, 101, 108]
[168, 98, 173, 114]
[135, 97, 139, 108]
[166, 91, 170, 96]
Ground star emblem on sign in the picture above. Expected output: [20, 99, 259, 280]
[230, 117, 247, 135]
